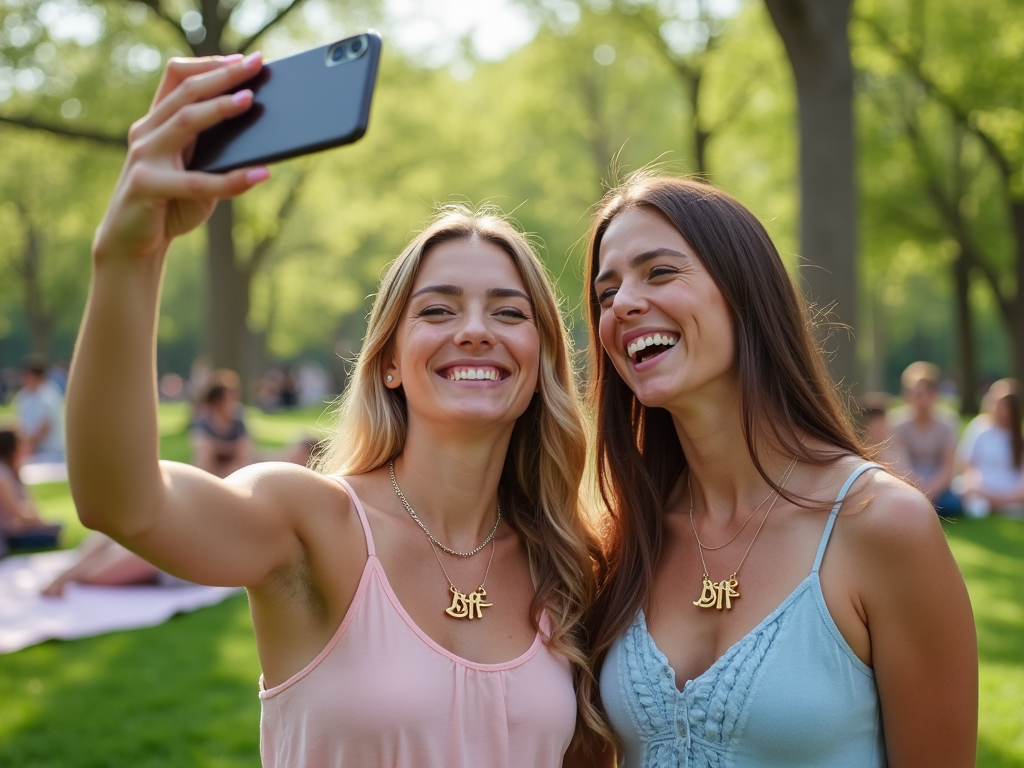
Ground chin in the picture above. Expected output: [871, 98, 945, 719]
[436, 402, 525, 428]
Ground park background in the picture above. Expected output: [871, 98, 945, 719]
[0, 0, 1022, 765]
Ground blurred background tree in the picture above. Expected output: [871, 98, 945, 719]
[0, 0, 1020, 408]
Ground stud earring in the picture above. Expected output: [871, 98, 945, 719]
[386, 375, 394, 383]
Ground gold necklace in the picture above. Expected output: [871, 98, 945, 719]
[390, 461, 501, 557]
[693, 484, 777, 551]
[689, 458, 797, 610]
[430, 537, 495, 620]
[389, 461, 498, 620]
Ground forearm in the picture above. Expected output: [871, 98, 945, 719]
[67, 255, 167, 536]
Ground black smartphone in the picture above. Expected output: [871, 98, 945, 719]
[189, 32, 381, 173]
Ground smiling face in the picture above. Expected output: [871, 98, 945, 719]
[385, 235, 540, 433]
[593, 206, 737, 409]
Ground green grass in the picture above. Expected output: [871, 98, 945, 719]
[945, 518, 1024, 766]
[1, 408, 1022, 765]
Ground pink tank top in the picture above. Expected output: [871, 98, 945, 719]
[258, 477, 577, 767]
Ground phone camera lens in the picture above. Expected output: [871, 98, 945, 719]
[350, 38, 364, 54]
[331, 44, 346, 62]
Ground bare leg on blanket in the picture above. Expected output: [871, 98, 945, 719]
[42, 533, 160, 597]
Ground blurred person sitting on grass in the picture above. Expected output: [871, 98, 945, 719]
[958, 379, 1024, 518]
[891, 361, 962, 515]
[191, 373, 252, 478]
[41, 532, 192, 597]
[0, 429, 62, 553]
[61, 52, 603, 767]
[858, 392, 906, 469]
[14, 354, 66, 464]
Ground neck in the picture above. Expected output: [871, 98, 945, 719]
[666, 384, 794, 525]
[913, 410, 934, 425]
[390, 421, 513, 548]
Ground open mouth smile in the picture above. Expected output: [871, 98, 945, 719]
[439, 365, 509, 382]
[626, 333, 679, 364]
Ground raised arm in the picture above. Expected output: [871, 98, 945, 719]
[66, 54, 301, 587]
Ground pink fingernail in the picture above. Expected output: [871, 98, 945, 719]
[246, 167, 270, 184]
[243, 51, 262, 68]
[232, 89, 252, 104]
[223, 53, 244, 63]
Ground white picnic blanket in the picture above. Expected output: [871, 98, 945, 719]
[19, 461, 69, 485]
[0, 550, 241, 654]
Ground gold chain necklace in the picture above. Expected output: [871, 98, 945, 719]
[390, 461, 501, 557]
[689, 458, 797, 610]
[389, 461, 498, 620]
[693, 484, 777, 551]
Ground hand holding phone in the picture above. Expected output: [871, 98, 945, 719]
[189, 32, 381, 173]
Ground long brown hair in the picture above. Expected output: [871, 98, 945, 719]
[317, 205, 605, 740]
[581, 175, 867, 727]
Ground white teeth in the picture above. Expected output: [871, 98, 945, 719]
[447, 368, 500, 381]
[626, 334, 679, 360]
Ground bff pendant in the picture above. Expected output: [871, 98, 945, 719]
[445, 585, 493, 620]
[692, 573, 740, 610]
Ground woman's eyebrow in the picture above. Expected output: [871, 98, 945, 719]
[411, 284, 462, 299]
[487, 287, 531, 302]
[410, 285, 531, 302]
[594, 247, 689, 286]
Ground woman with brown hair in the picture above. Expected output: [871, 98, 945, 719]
[0, 429, 62, 552]
[66, 53, 601, 765]
[960, 378, 1024, 517]
[580, 175, 977, 766]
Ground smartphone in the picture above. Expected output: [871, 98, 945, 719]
[189, 32, 381, 173]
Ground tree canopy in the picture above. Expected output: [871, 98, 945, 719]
[0, 0, 1019, 405]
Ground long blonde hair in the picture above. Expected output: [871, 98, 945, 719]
[317, 204, 605, 740]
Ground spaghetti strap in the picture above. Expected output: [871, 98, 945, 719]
[326, 475, 376, 557]
[811, 463, 882, 574]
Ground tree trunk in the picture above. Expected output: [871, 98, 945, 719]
[689, 69, 709, 178]
[952, 249, 978, 415]
[866, 288, 886, 393]
[204, 200, 252, 386]
[1011, 200, 1024, 387]
[763, 0, 859, 393]
[19, 211, 51, 356]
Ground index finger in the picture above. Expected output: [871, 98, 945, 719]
[151, 55, 243, 109]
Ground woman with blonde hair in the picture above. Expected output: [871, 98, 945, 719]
[67, 53, 600, 766]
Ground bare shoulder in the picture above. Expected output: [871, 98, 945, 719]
[228, 462, 369, 596]
[226, 461, 363, 551]
[837, 467, 944, 548]
[830, 464, 964, 607]
[226, 460, 349, 504]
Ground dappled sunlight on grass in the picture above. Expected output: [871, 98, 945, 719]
[0, 403, 1020, 764]
[0, 596, 260, 767]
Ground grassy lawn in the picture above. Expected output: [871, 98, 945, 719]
[0, 405, 1021, 765]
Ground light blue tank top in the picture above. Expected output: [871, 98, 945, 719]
[600, 463, 886, 768]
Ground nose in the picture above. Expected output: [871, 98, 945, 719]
[454, 305, 495, 347]
[610, 279, 648, 321]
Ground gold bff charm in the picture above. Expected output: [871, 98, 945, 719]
[693, 574, 740, 610]
[445, 585, 493, 620]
